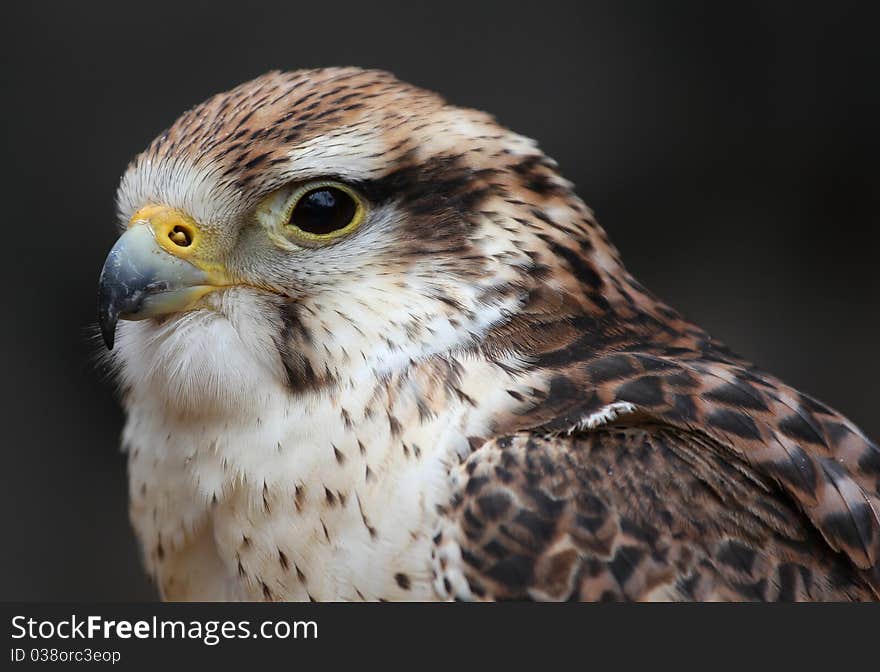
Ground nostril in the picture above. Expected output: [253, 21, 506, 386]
[168, 225, 193, 247]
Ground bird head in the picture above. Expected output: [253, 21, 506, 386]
[99, 68, 625, 413]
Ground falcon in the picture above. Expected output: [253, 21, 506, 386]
[98, 67, 880, 601]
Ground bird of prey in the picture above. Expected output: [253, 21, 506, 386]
[98, 67, 880, 601]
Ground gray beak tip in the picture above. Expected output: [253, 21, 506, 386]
[99, 310, 117, 350]
[97, 277, 119, 350]
[97, 223, 219, 350]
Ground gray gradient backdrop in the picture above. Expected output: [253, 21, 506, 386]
[0, 1, 877, 600]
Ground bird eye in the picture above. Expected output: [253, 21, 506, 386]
[283, 182, 365, 243]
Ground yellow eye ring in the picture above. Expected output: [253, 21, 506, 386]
[281, 180, 366, 244]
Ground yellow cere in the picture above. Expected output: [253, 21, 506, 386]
[129, 205, 202, 259]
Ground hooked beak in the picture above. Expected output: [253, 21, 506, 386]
[97, 206, 230, 349]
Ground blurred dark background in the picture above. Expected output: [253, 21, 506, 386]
[0, 1, 876, 600]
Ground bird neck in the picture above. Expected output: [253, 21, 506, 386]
[124, 347, 531, 599]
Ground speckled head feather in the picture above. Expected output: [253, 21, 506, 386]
[105, 67, 879, 601]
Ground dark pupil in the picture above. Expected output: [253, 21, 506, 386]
[290, 187, 356, 235]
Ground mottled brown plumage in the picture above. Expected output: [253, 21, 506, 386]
[464, 275, 880, 599]
[448, 429, 875, 600]
[104, 67, 879, 601]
